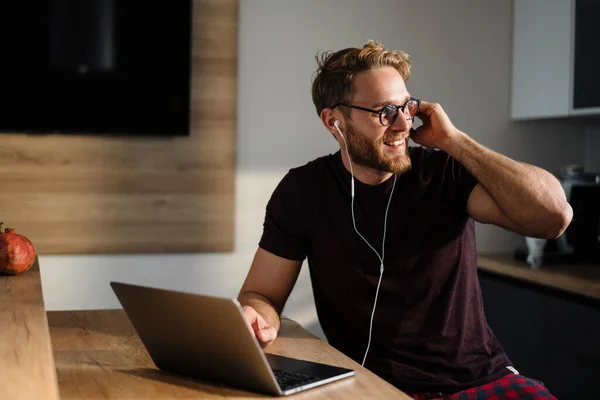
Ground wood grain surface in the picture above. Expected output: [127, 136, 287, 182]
[478, 254, 600, 301]
[48, 309, 411, 399]
[0, 261, 60, 400]
[0, 0, 237, 254]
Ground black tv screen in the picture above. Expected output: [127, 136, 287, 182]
[0, 0, 192, 136]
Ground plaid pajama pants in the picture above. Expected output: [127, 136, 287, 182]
[408, 374, 557, 400]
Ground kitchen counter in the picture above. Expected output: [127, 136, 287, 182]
[478, 253, 600, 302]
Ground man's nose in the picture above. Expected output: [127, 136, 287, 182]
[390, 112, 411, 132]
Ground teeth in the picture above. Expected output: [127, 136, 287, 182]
[385, 139, 403, 146]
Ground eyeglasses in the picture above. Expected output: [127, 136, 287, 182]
[333, 97, 421, 127]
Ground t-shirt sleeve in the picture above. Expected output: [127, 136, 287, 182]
[258, 171, 309, 261]
[446, 153, 479, 214]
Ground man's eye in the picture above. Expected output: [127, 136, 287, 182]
[383, 105, 396, 116]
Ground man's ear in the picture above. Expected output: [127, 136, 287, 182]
[320, 108, 342, 138]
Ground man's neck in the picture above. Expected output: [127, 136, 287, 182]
[340, 153, 393, 186]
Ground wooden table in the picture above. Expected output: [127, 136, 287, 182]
[48, 309, 411, 399]
[0, 261, 60, 400]
[3, 258, 410, 399]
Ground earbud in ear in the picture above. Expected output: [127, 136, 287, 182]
[333, 120, 344, 139]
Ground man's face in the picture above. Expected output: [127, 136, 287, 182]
[343, 66, 413, 174]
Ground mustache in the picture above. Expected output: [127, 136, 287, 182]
[381, 127, 411, 143]
[381, 133, 409, 143]
[345, 125, 410, 143]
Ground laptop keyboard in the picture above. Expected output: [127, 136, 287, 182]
[272, 368, 318, 390]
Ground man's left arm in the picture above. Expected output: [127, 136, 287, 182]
[411, 101, 572, 239]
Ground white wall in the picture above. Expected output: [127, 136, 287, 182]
[41, 0, 588, 339]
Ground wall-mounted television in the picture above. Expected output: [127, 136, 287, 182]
[0, 0, 192, 136]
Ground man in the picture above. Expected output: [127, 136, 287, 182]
[238, 41, 569, 399]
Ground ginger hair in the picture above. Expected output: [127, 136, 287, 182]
[311, 40, 411, 117]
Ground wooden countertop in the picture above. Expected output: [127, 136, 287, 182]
[0, 260, 60, 400]
[478, 254, 600, 302]
[48, 309, 411, 399]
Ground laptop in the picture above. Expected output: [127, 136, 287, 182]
[110, 281, 355, 396]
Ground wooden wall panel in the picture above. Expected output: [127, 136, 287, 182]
[0, 0, 237, 254]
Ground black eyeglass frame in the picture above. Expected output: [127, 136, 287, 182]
[332, 97, 421, 126]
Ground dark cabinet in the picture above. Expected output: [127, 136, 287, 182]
[479, 270, 600, 400]
[573, 0, 600, 110]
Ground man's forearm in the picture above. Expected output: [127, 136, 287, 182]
[238, 291, 281, 332]
[441, 131, 571, 238]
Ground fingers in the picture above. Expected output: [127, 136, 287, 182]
[415, 100, 441, 118]
[256, 326, 278, 348]
[242, 305, 277, 347]
[242, 306, 257, 326]
[411, 125, 426, 138]
[416, 100, 433, 115]
[418, 100, 433, 109]
[242, 306, 263, 333]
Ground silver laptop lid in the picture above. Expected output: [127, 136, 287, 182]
[110, 281, 282, 396]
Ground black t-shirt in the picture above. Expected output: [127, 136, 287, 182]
[259, 147, 512, 393]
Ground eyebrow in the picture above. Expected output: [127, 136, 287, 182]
[371, 95, 411, 109]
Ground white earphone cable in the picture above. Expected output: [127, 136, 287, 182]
[338, 124, 396, 367]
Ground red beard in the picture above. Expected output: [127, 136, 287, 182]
[344, 124, 411, 174]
